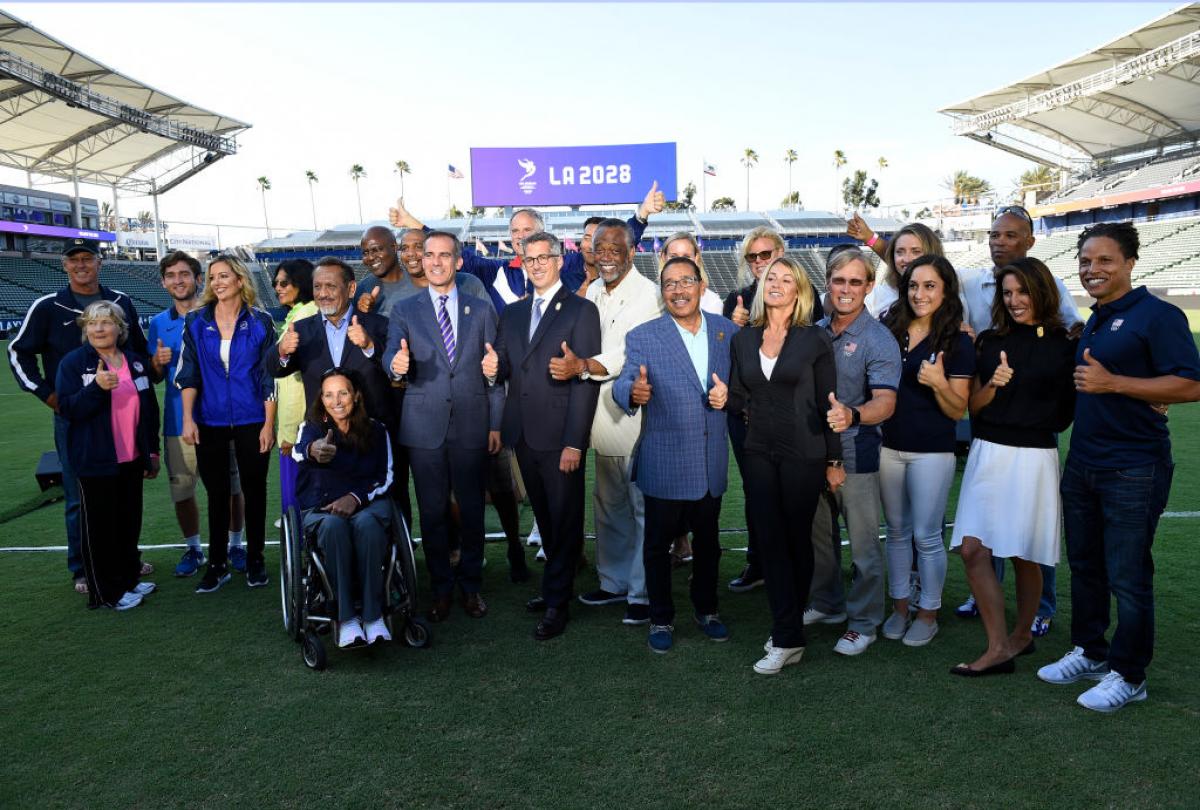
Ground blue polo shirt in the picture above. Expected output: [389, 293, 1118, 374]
[1070, 286, 1200, 469]
[148, 306, 188, 437]
[882, 330, 975, 454]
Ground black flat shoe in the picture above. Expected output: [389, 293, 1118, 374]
[950, 658, 1016, 677]
[1018, 640, 1036, 656]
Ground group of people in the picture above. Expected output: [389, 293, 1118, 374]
[9, 194, 1198, 713]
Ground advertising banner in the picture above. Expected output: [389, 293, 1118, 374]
[470, 142, 677, 207]
[0, 220, 115, 242]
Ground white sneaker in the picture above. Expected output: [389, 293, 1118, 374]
[1037, 646, 1110, 685]
[364, 617, 392, 645]
[338, 617, 366, 648]
[901, 618, 939, 647]
[526, 521, 543, 547]
[763, 636, 772, 653]
[754, 645, 805, 675]
[803, 607, 847, 626]
[133, 581, 156, 596]
[535, 547, 546, 562]
[115, 591, 144, 611]
[273, 517, 283, 529]
[1077, 671, 1147, 713]
[833, 630, 876, 656]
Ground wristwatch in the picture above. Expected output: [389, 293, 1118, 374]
[579, 369, 591, 381]
[826, 460, 844, 468]
[849, 406, 861, 428]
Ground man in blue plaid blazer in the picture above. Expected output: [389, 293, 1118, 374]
[613, 257, 737, 654]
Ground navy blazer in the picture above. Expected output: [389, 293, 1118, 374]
[494, 284, 601, 452]
[613, 312, 735, 501]
[382, 287, 505, 450]
[268, 309, 391, 424]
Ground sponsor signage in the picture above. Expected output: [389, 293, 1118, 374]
[119, 232, 157, 249]
[0, 220, 115, 242]
[470, 142, 677, 207]
[1031, 178, 1200, 218]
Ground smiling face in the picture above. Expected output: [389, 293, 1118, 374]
[746, 236, 783, 280]
[522, 239, 562, 294]
[85, 316, 119, 351]
[593, 227, 633, 286]
[828, 257, 873, 318]
[312, 266, 353, 318]
[907, 264, 946, 320]
[163, 261, 199, 304]
[273, 269, 297, 307]
[320, 374, 357, 424]
[63, 250, 100, 294]
[1078, 235, 1134, 305]
[423, 234, 462, 292]
[762, 261, 798, 312]
[509, 211, 539, 258]
[361, 228, 399, 279]
[398, 229, 425, 279]
[892, 233, 925, 276]
[661, 260, 704, 321]
[207, 261, 244, 304]
[581, 222, 598, 267]
[1001, 272, 1035, 325]
[989, 213, 1035, 270]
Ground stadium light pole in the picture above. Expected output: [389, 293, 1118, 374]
[151, 177, 164, 260]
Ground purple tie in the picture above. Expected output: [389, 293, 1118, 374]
[437, 295, 456, 364]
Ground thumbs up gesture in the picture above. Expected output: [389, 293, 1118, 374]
[1074, 347, 1116, 394]
[631, 364, 652, 406]
[95, 357, 119, 391]
[357, 285, 381, 314]
[549, 341, 583, 380]
[708, 372, 728, 410]
[918, 350, 947, 390]
[638, 180, 665, 220]
[989, 350, 1014, 389]
[846, 211, 875, 244]
[826, 391, 853, 433]
[481, 341, 499, 379]
[392, 338, 411, 377]
[347, 314, 372, 350]
[152, 338, 172, 372]
[278, 319, 299, 357]
[389, 197, 420, 229]
[731, 294, 750, 327]
[309, 428, 338, 464]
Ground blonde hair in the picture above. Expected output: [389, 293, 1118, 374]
[749, 256, 814, 328]
[202, 255, 258, 309]
[736, 226, 786, 288]
[77, 300, 129, 345]
[656, 231, 711, 285]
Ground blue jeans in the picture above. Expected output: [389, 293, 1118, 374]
[1060, 456, 1173, 684]
[54, 414, 82, 578]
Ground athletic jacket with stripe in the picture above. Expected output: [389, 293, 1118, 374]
[173, 303, 277, 427]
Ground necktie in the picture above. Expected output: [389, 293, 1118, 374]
[437, 295, 456, 364]
[529, 297, 544, 340]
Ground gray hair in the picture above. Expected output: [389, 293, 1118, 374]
[736, 226, 786, 289]
[77, 300, 129, 345]
[510, 208, 545, 231]
[522, 231, 561, 255]
[825, 245, 876, 284]
[591, 218, 636, 252]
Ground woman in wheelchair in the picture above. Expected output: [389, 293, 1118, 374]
[292, 368, 394, 648]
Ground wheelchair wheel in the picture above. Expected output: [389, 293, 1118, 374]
[302, 630, 327, 670]
[390, 501, 421, 615]
[403, 617, 431, 649]
[279, 506, 305, 641]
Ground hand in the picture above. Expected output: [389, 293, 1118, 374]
[389, 197, 421, 229]
[323, 494, 359, 518]
[631, 364, 652, 406]
[391, 338, 410, 376]
[357, 286, 381, 314]
[846, 212, 875, 244]
[45, 392, 59, 413]
[488, 430, 502, 455]
[1074, 348, 1118, 394]
[637, 180, 665, 221]
[826, 465, 847, 493]
[989, 350, 1014, 388]
[258, 422, 275, 454]
[280, 440, 293, 454]
[151, 338, 172, 372]
[826, 392, 852, 433]
[144, 455, 160, 480]
[917, 351, 947, 390]
[181, 418, 199, 446]
[549, 341, 583, 380]
[559, 447, 581, 473]
[1067, 322, 1084, 340]
[278, 320, 299, 357]
[481, 341, 498, 379]
[309, 429, 337, 464]
[475, 238, 488, 254]
[960, 321, 976, 339]
[95, 358, 119, 391]
[347, 315, 372, 350]
[708, 372, 728, 410]
[731, 295, 749, 327]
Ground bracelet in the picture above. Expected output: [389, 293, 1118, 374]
[866, 234, 879, 248]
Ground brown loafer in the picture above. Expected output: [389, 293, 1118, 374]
[426, 595, 452, 623]
[535, 606, 569, 641]
[462, 592, 488, 618]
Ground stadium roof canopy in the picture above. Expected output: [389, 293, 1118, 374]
[939, 3, 1200, 170]
[0, 10, 249, 194]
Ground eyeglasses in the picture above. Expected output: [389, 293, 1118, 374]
[662, 277, 699, 291]
[522, 254, 560, 267]
[828, 277, 867, 288]
[745, 249, 776, 264]
[273, 278, 292, 288]
[996, 205, 1033, 226]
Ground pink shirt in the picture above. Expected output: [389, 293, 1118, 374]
[109, 358, 141, 464]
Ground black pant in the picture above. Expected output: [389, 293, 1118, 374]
[515, 441, 586, 609]
[79, 461, 144, 608]
[197, 423, 270, 569]
[745, 453, 825, 648]
[728, 414, 761, 572]
[643, 492, 722, 626]
[408, 432, 488, 597]
[388, 387, 413, 528]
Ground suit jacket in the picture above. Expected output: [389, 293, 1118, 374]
[268, 309, 391, 425]
[494, 284, 601, 452]
[613, 312, 735, 500]
[382, 287, 504, 450]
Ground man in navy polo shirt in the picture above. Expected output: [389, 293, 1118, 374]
[1038, 221, 1200, 713]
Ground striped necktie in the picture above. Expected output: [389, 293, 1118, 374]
[437, 295, 456, 364]
[529, 297, 544, 341]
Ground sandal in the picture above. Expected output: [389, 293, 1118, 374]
[74, 577, 89, 595]
[139, 561, 155, 576]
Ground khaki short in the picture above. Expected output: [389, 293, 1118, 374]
[164, 435, 242, 504]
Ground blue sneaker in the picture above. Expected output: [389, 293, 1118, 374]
[695, 613, 729, 642]
[648, 624, 674, 654]
[1031, 616, 1053, 637]
[174, 547, 206, 577]
[228, 545, 247, 573]
[955, 595, 979, 618]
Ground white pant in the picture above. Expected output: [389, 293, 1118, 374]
[593, 453, 647, 604]
[879, 448, 956, 611]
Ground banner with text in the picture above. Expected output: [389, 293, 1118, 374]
[470, 142, 677, 207]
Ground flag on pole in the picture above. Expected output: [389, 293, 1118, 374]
[704, 163, 717, 177]
[448, 164, 464, 179]
[697, 237, 704, 250]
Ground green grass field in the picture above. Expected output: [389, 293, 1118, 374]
[2, 336, 1199, 809]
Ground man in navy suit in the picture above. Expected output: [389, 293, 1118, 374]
[383, 232, 504, 621]
[613, 257, 737, 654]
[493, 231, 602, 640]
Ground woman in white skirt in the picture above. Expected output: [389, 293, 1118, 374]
[950, 257, 1077, 676]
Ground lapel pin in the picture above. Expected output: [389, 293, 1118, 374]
[555, 302, 562, 312]
[1036, 325, 1044, 338]
[717, 331, 725, 341]
[464, 305, 470, 315]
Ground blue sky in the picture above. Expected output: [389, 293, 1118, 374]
[0, 2, 1180, 240]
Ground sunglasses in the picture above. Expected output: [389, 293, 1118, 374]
[996, 205, 1033, 226]
[746, 249, 776, 263]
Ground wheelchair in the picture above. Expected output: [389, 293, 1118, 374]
[279, 499, 430, 670]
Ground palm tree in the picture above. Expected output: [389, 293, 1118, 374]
[711, 196, 736, 211]
[256, 176, 271, 236]
[394, 160, 411, 199]
[943, 169, 992, 205]
[741, 148, 759, 210]
[349, 164, 366, 223]
[834, 150, 848, 211]
[780, 191, 802, 209]
[784, 149, 798, 209]
[304, 170, 319, 230]
[1015, 165, 1058, 204]
[877, 156, 889, 172]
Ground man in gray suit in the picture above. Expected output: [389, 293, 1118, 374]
[384, 231, 504, 622]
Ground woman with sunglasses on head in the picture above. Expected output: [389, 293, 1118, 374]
[658, 232, 723, 316]
[878, 255, 974, 647]
[270, 260, 317, 513]
[948, 257, 1075, 676]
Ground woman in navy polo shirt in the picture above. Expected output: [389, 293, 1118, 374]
[879, 255, 974, 647]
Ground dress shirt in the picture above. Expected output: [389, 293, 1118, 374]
[674, 314, 710, 390]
